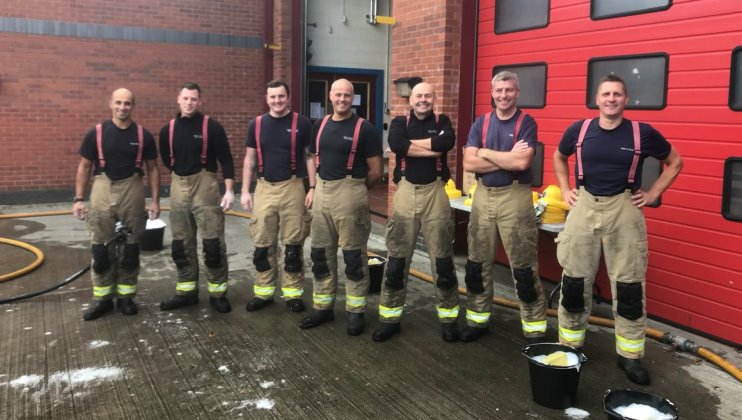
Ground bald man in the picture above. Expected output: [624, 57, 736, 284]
[300, 79, 383, 335]
[73, 88, 161, 321]
[372, 82, 460, 343]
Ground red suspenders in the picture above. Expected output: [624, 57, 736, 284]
[169, 115, 209, 168]
[480, 110, 527, 181]
[576, 119, 641, 187]
[481, 110, 525, 148]
[400, 113, 441, 175]
[255, 112, 298, 176]
[315, 115, 364, 175]
[96, 122, 143, 171]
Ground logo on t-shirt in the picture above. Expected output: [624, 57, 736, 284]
[343, 135, 354, 141]
[129, 142, 139, 146]
[620, 147, 635, 152]
[194, 134, 203, 140]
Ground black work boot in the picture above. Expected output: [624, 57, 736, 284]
[116, 297, 138, 316]
[617, 355, 651, 385]
[83, 300, 114, 321]
[300, 310, 335, 329]
[286, 299, 305, 313]
[460, 326, 489, 342]
[441, 322, 460, 342]
[160, 294, 199, 311]
[245, 297, 274, 312]
[209, 296, 232, 313]
[347, 312, 365, 336]
[372, 323, 401, 342]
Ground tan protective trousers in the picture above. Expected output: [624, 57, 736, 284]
[249, 177, 311, 301]
[556, 187, 648, 358]
[169, 170, 228, 297]
[88, 174, 146, 300]
[466, 180, 547, 337]
[380, 179, 459, 323]
[310, 176, 371, 313]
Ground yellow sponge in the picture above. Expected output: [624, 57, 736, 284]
[543, 351, 570, 366]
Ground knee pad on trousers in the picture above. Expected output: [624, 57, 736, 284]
[171, 240, 189, 268]
[513, 267, 538, 303]
[120, 244, 140, 271]
[91, 244, 111, 274]
[464, 260, 484, 294]
[203, 238, 222, 268]
[253, 247, 271, 272]
[385, 257, 406, 290]
[617, 281, 643, 320]
[284, 244, 302, 273]
[435, 257, 457, 290]
[561, 275, 585, 313]
[310, 247, 330, 279]
[342, 249, 363, 281]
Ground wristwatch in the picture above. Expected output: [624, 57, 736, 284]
[73, 196, 85, 203]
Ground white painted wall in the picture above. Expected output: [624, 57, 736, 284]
[306, 0, 390, 70]
[306, 0, 391, 152]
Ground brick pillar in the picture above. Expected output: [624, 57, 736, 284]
[387, 1, 464, 216]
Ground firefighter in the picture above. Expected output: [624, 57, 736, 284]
[73, 88, 160, 320]
[553, 74, 683, 385]
[158, 82, 235, 313]
[241, 80, 315, 313]
[300, 79, 383, 336]
[461, 71, 548, 343]
[372, 82, 460, 342]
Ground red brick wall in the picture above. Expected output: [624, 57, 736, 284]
[0, 0, 266, 194]
[387, 1, 464, 214]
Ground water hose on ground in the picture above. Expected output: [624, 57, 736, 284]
[0, 238, 45, 282]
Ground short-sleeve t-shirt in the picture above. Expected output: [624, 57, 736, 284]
[245, 112, 313, 181]
[465, 109, 538, 187]
[558, 118, 671, 196]
[310, 114, 382, 180]
[79, 120, 157, 181]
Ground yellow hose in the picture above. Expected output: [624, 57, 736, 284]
[0, 238, 45, 282]
[397, 259, 742, 384]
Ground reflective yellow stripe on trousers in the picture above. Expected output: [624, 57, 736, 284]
[116, 284, 136, 296]
[94, 285, 113, 297]
[379, 305, 403, 319]
[208, 282, 227, 294]
[559, 326, 585, 343]
[466, 309, 490, 324]
[253, 285, 274, 297]
[522, 319, 547, 334]
[176, 281, 197, 293]
[616, 334, 644, 354]
[313, 293, 335, 306]
[346, 295, 367, 309]
[282, 287, 302, 299]
[437, 305, 460, 320]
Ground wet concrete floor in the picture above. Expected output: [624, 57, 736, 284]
[0, 201, 740, 419]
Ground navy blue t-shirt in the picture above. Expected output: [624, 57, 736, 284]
[558, 118, 671, 196]
[310, 114, 382, 180]
[245, 112, 313, 181]
[465, 109, 537, 187]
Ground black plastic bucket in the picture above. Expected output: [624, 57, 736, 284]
[367, 256, 386, 293]
[140, 219, 166, 251]
[603, 389, 678, 419]
[521, 343, 587, 409]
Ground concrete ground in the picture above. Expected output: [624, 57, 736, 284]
[0, 199, 740, 419]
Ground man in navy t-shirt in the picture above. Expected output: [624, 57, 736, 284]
[553, 74, 683, 385]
